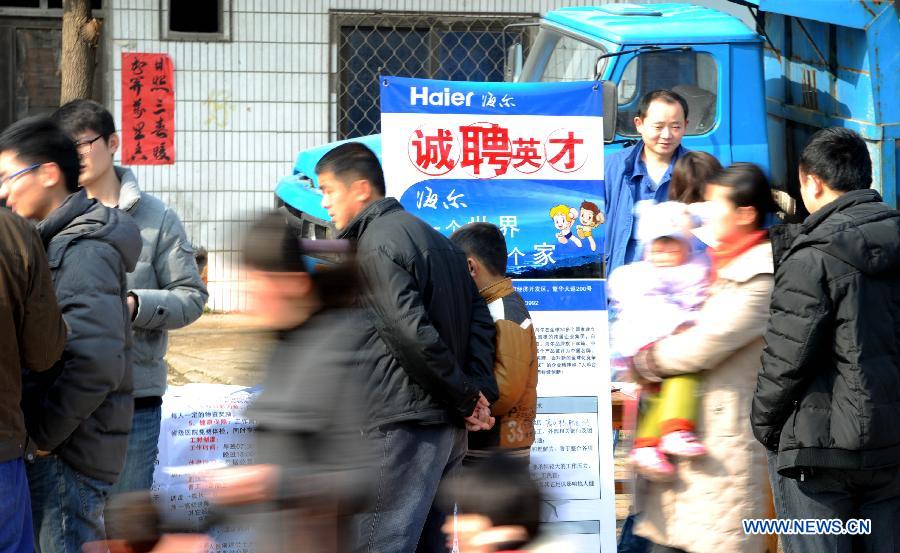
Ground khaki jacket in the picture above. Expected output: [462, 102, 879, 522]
[468, 279, 538, 457]
[633, 242, 774, 553]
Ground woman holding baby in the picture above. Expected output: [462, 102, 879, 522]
[623, 158, 778, 553]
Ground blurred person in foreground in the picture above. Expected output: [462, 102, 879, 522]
[0, 201, 65, 552]
[0, 117, 140, 553]
[629, 163, 776, 553]
[83, 491, 210, 553]
[315, 142, 498, 552]
[201, 212, 374, 553]
[53, 99, 208, 495]
[609, 201, 712, 481]
[752, 128, 900, 552]
[438, 452, 565, 553]
[449, 223, 538, 467]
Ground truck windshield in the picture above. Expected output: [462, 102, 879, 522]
[520, 27, 608, 82]
[616, 50, 718, 136]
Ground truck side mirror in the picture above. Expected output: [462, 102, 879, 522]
[601, 80, 618, 143]
[505, 41, 523, 82]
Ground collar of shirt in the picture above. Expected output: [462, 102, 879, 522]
[628, 142, 686, 199]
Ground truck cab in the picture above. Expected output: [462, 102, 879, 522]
[518, 4, 766, 171]
[274, 1, 897, 232]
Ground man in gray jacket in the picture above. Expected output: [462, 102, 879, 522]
[0, 116, 141, 553]
[53, 100, 208, 494]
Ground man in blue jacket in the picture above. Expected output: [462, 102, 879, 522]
[603, 90, 689, 277]
[53, 100, 208, 495]
[0, 117, 141, 553]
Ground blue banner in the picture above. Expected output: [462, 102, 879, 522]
[381, 76, 604, 117]
[513, 279, 606, 311]
[380, 76, 606, 279]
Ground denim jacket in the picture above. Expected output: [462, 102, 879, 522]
[603, 142, 688, 277]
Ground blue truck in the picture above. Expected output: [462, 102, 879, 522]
[275, 1, 899, 238]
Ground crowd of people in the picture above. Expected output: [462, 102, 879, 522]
[606, 90, 900, 553]
[0, 110, 541, 553]
[0, 86, 898, 553]
[0, 101, 207, 553]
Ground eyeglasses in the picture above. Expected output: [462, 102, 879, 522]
[0, 163, 41, 187]
[74, 135, 104, 154]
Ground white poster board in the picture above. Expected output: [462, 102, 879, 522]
[381, 76, 616, 551]
[152, 384, 260, 553]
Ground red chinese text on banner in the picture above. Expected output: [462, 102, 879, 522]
[122, 53, 174, 165]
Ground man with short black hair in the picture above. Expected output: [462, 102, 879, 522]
[437, 452, 543, 552]
[53, 99, 208, 495]
[752, 127, 900, 552]
[604, 89, 690, 277]
[315, 142, 498, 552]
[0, 116, 141, 553]
[449, 223, 538, 467]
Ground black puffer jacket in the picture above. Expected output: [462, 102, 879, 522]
[23, 190, 141, 483]
[752, 189, 900, 478]
[338, 198, 497, 429]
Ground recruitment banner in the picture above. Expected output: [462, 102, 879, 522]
[122, 52, 175, 165]
[380, 76, 616, 552]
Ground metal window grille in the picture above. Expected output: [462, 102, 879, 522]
[330, 10, 537, 140]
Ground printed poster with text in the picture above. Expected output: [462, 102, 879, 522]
[381, 76, 616, 552]
[153, 384, 260, 553]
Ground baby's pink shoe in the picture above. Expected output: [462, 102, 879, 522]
[630, 447, 676, 482]
[659, 430, 707, 457]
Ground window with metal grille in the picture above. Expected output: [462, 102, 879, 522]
[332, 11, 536, 140]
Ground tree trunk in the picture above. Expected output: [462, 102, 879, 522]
[60, 0, 102, 104]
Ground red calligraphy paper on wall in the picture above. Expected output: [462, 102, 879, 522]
[122, 53, 174, 165]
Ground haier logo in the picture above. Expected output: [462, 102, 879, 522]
[410, 86, 474, 107]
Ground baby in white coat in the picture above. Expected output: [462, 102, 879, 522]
[608, 201, 710, 479]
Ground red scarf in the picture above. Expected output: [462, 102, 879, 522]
[708, 230, 768, 280]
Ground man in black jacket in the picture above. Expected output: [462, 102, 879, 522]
[315, 142, 498, 552]
[752, 128, 900, 552]
[0, 117, 141, 553]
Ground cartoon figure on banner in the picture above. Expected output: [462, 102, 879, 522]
[550, 204, 582, 247]
[576, 200, 605, 252]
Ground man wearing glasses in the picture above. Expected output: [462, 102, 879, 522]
[0, 116, 141, 553]
[53, 100, 208, 497]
